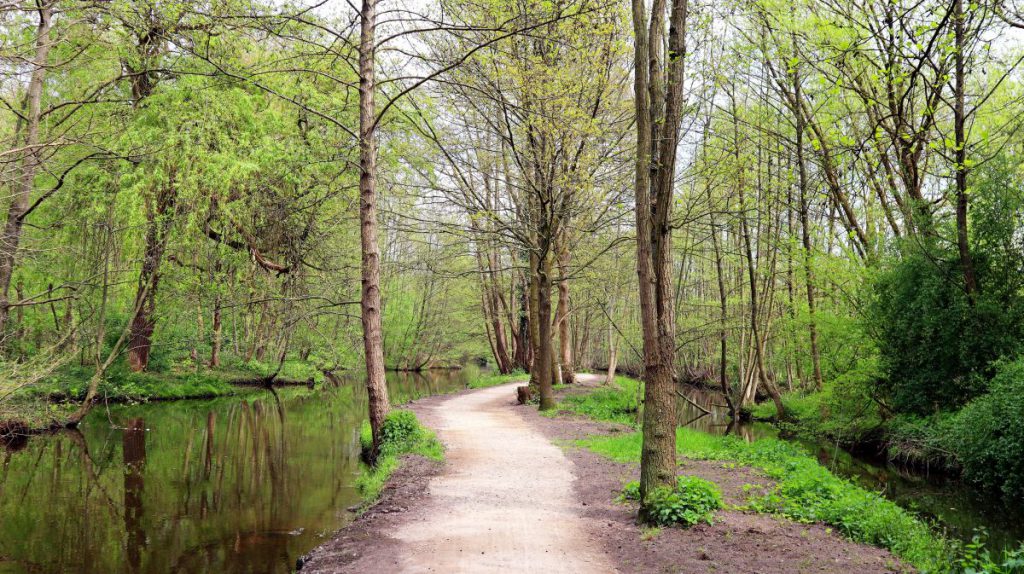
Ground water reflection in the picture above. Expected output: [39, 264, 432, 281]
[0, 367, 479, 574]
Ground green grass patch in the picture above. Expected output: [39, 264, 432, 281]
[355, 409, 443, 501]
[557, 375, 642, 425]
[25, 364, 246, 402]
[750, 392, 822, 422]
[580, 428, 953, 571]
[467, 369, 527, 389]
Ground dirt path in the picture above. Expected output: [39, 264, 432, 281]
[390, 382, 615, 573]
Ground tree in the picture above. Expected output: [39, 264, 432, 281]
[632, 0, 689, 512]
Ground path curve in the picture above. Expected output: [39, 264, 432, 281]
[393, 381, 616, 573]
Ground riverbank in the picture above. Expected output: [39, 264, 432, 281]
[0, 358, 327, 433]
[0, 358, 514, 434]
[748, 359, 1024, 508]
[301, 376, 924, 573]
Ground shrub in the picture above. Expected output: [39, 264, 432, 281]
[356, 410, 443, 501]
[956, 534, 1024, 574]
[945, 359, 1024, 498]
[867, 246, 1023, 414]
[641, 475, 722, 527]
[619, 480, 641, 502]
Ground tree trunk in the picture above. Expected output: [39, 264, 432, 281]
[633, 0, 688, 515]
[792, 61, 823, 391]
[126, 187, 175, 372]
[555, 243, 575, 385]
[0, 1, 53, 339]
[953, 0, 978, 300]
[358, 0, 392, 462]
[209, 295, 222, 367]
[528, 253, 542, 385]
[535, 253, 556, 410]
[605, 308, 618, 385]
[513, 276, 532, 371]
[707, 191, 736, 419]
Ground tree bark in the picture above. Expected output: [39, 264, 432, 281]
[209, 294, 222, 367]
[358, 0, 392, 462]
[792, 61, 824, 392]
[126, 186, 175, 372]
[707, 188, 736, 419]
[513, 275, 532, 371]
[535, 252, 556, 410]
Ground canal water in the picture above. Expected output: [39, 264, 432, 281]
[0, 368, 480, 574]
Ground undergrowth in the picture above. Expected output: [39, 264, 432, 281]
[580, 428, 1024, 573]
[356, 409, 443, 501]
[562, 380, 1024, 573]
[620, 475, 723, 527]
[557, 375, 642, 425]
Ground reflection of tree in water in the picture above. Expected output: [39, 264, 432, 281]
[123, 418, 145, 574]
[0, 370, 489, 573]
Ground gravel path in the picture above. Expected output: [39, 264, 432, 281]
[391, 382, 616, 573]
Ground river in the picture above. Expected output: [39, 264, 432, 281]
[0, 367, 480, 574]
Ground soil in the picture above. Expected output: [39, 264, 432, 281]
[300, 376, 912, 574]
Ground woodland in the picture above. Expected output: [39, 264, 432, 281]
[2, 0, 1024, 570]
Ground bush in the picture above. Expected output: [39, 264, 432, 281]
[641, 476, 723, 527]
[619, 480, 641, 502]
[945, 359, 1024, 498]
[867, 245, 1024, 414]
[957, 534, 1024, 574]
[356, 410, 443, 501]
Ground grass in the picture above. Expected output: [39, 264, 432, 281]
[579, 429, 950, 570]
[467, 369, 528, 389]
[355, 409, 444, 502]
[557, 375, 643, 425]
[551, 377, 1015, 573]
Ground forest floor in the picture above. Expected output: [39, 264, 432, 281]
[299, 376, 910, 574]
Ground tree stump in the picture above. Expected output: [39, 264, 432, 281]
[516, 385, 532, 405]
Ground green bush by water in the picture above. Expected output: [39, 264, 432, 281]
[944, 359, 1024, 498]
[356, 409, 443, 501]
